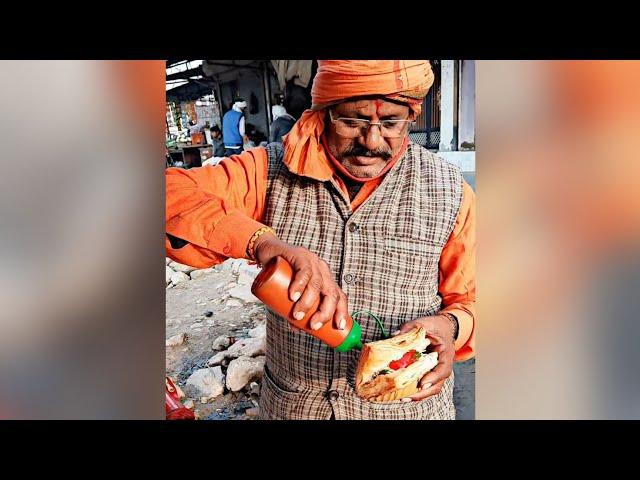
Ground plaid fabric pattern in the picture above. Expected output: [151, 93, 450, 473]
[258, 142, 463, 420]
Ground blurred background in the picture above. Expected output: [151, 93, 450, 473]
[476, 60, 640, 419]
[1, 60, 638, 419]
[0, 61, 166, 419]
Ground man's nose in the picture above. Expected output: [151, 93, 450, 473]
[358, 123, 386, 152]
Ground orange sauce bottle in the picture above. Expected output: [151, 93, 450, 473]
[251, 257, 362, 351]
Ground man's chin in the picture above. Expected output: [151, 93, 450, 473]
[343, 157, 387, 178]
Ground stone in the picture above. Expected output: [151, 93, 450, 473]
[166, 258, 172, 265]
[169, 261, 196, 274]
[238, 262, 260, 280]
[237, 270, 256, 286]
[166, 266, 174, 285]
[233, 400, 254, 414]
[185, 367, 225, 400]
[245, 407, 259, 418]
[218, 259, 234, 272]
[231, 259, 245, 275]
[228, 284, 260, 304]
[183, 399, 194, 409]
[170, 271, 190, 285]
[207, 336, 265, 366]
[226, 299, 243, 308]
[166, 332, 186, 347]
[204, 311, 213, 317]
[226, 356, 265, 392]
[231, 336, 265, 357]
[248, 324, 266, 339]
[212, 335, 231, 351]
[190, 268, 214, 280]
[249, 381, 260, 396]
[208, 354, 224, 367]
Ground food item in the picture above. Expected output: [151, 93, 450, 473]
[355, 327, 438, 402]
[388, 350, 420, 370]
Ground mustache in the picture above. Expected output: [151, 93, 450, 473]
[341, 144, 392, 160]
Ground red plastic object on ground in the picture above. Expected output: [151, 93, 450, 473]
[165, 376, 195, 420]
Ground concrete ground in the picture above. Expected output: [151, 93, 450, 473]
[453, 359, 475, 419]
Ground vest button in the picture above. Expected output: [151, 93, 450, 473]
[327, 390, 339, 401]
[348, 223, 358, 233]
[344, 273, 355, 284]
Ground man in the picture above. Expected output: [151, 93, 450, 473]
[210, 125, 225, 157]
[242, 123, 261, 150]
[187, 119, 202, 135]
[269, 89, 307, 143]
[222, 99, 247, 156]
[269, 105, 293, 144]
[166, 60, 475, 420]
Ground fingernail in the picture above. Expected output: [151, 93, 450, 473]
[293, 311, 305, 320]
[291, 291, 301, 302]
[338, 317, 346, 330]
[421, 383, 432, 390]
[311, 322, 323, 330]
[391, 330, 401, 337]
[402, 397, 412, 402]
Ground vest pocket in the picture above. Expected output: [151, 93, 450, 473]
[384, 235, 443, 258]
[361, 374, 456, 419]
[262, 365, 302, 397]
[383, 235, 441, 284]
[259, 366, 304, 420]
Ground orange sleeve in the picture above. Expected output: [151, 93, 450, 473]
[165, 148, 269, 268]
[439, 180, 476, 361]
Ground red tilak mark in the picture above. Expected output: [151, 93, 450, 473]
[375, 99, 383, 115]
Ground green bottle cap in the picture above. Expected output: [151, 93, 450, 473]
[334, 320, 363, 352]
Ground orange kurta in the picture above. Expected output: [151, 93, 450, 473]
[166, 147, 476, 361]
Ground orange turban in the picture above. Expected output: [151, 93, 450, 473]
[282, 60, 434, 180]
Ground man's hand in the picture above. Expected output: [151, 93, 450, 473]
[253, 233, 349, 331]
[392, 314, 456, 402]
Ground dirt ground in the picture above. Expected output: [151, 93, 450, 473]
[166, 262, 264, 419]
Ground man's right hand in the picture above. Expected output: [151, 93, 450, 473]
[253, 233, 349, 331]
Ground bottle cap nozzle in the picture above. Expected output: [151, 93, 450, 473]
[334, 320, 363, 352]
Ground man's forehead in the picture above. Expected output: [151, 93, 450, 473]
[336, 97, 409, 112]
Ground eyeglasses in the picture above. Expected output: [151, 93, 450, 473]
[328, 110, 414, 139]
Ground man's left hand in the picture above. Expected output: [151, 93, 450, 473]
[392, 314, 456, 402]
